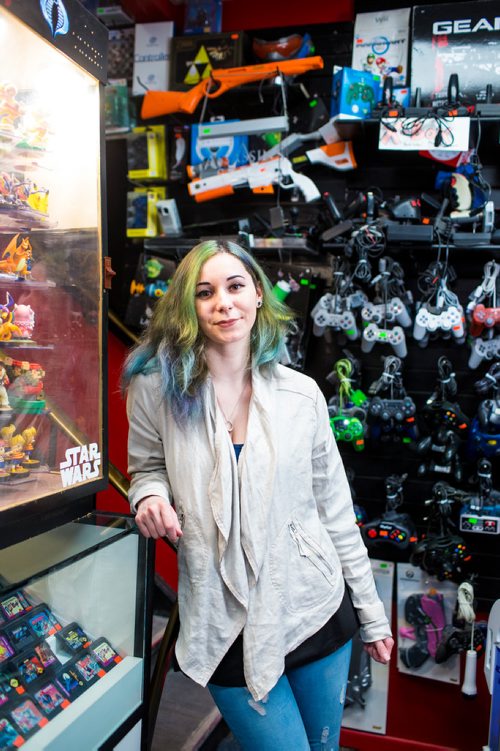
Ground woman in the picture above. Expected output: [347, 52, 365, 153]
[124, 240, 393, 751]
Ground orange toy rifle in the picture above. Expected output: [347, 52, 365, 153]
[141, 56, 324, 118]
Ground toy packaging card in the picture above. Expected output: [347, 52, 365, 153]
[108, 26, 135, 82]
[127, 125, 167, 181]
[0, 715, 24, 748]
[330, 67, 382, 119]
[126, 187, 166, 239]
[125, 253, 176, 329]
[352, 7, 410, 86]
[411, 1, 500, 106]
[397, 563, 459, 684]
[341, 560, 394, 735]
[190, 120, 249, 170]
[132, 21, 175, 97]
[184, 0, 222, 35]
[104, 79, 131, 135]
[168, 125, 190, 182]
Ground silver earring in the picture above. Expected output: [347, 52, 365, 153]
[257, 300, 262, 308]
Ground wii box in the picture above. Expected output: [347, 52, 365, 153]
[132, 22, 175, 97]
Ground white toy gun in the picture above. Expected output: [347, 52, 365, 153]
[187, 155, 321, 203]
[263, 124, 357, 171]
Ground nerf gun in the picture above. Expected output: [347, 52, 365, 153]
[187, 155, 320, 203]
[141, 56, 324, 118]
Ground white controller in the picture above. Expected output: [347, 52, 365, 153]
[413, 304, 465, 345]
[361, 297, 412, 328]
[468, 336, 500, 369]
[361, 323, 408, 357]
[310, 296, 359, 340]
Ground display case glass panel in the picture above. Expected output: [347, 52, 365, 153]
[0, 5, 104, 514]
[0, 513, 148, 749]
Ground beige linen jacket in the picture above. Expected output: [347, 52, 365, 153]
[127, 364, 391, 700]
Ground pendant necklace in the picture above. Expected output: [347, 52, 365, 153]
[217, 377, 249, 433]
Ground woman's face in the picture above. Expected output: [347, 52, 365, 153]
[194, 253, 262, 348]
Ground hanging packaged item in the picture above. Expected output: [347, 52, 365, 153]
[352, 7, 410, 86]
[132, 21, 175, 97]
[169, 31, 247, 91]
[411, 1, 500, 107]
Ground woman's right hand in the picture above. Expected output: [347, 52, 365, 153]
[135, 495, 183, 543]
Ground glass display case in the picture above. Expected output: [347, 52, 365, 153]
[0, 1, 109, 543]
[0, 512, 153, 750]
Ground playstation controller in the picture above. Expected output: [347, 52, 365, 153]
[469, 304, 500, 337]
[468, 335, 500, 369]
[361, 297, 412, 328]
[369, 396, 416, 422]
[413, 304, 465, 346]
[310, 295, 359, 340]
[361, 323, 407, 357]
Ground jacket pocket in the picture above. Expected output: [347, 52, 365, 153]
[270, 516, 337, 614]
[288, 520, 335, 584]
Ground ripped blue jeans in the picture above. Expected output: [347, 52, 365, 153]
[207, 639, 352, 751]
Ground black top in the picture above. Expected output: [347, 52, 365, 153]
[209, 586, 359, 687]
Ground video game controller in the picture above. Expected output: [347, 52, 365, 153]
[361, 324, 407, 357]
[310, 296, 359, 340]
[413, 304, 465, 345]
[362, 511, 418, 550]
[423, 399, 470, 434]
[369, 396, 416, 422]
[399, 592, 446, 668]
[361, 297, 412, 328]
[330, 415, 365, 451]
[470, 305, 500, 337]
[410, 534, 471, 582]
[468, 335, 500, 369]
[434, 622, 488, 664]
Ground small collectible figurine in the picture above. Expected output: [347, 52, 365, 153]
[0, 233, 34, 279]
[7, 362, 45, 412]
[21, 426, 39, 469]
[13, 303, 35, 338]
[0, 365, 10, 411]
[0, 292, 22, 340]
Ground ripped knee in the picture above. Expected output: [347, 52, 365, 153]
[247, 692, 269, 716]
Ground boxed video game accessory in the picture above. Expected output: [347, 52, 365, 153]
[411, 1, 500, 106]
[330, 67, 381, 119]
[170, 32, 247, 91]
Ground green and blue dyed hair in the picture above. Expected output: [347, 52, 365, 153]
[122, 240, 294, 424]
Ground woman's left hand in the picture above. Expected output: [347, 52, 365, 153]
[363, 637, 394, 664]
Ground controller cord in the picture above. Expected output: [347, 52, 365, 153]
[437, 356, 457, 400]
[457, 581, 476, 653]
[335, 358, 353, 414]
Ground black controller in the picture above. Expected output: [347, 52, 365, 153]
[435, 622, 487, 664]
[362, 511, 418, 550]
[410, 534, 471, 582]
[368, 396, 416, 421]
